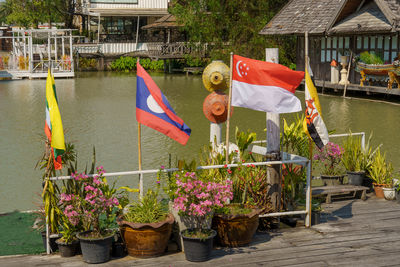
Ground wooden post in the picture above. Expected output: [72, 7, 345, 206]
[265, 48, 281, 212]
[343, 51, 353, 97]
[137, 58, 143, 198]
[225, 52, 234, 164]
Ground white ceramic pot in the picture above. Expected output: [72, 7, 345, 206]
[383, 187, 396, 200]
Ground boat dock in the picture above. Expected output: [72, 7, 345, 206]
[1, 194, 399, 266]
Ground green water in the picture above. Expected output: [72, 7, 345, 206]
[1, 71, 400, 213]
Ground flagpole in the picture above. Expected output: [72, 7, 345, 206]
[305, 31, 313, 227]
[137, 57, 143, 198]
[225, 52, 234, 164]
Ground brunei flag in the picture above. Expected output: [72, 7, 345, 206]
[44, 70, 65, 170]
[302, 63, 329, 149]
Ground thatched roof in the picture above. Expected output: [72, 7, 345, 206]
[259, 0, 400, 36]
[141, 14, 182, 30]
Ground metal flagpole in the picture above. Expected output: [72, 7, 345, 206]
[225, 52, 234, 164]
[137, 57, 143, 198]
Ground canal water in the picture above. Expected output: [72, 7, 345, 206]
[1, 71, 400, 213]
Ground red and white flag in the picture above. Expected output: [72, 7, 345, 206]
[232, 55, 304, 113]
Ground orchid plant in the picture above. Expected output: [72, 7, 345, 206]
[313, 142, 345, 176]
[59, 166, 120, 238]
[173, 171, 232, 233]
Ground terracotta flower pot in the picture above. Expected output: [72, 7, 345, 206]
[118, 214, 174, 257]
[373, 183, 387, 198]
[212, 208, 260, 247]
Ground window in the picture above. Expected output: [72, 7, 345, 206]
[320, 36, 350, 63]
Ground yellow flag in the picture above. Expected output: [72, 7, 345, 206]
[45, 69, 65, 169]
[303, 66, 329, 149]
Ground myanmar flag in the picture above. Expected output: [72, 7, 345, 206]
[44, 70, 65, 170]
[303, 62, 329, 149]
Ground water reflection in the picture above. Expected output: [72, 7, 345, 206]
[1, 72, 400, 212]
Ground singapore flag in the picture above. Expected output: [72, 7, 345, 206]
[232, 55, 304, 114]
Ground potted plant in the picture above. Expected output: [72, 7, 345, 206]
[311, 199, 322, 225]
[297, 198, 322, 225]
[61, 166, 120, 264]
[341, 134, 371, 185]
[36, 141, 77, 253]
[117, 188, 174, 257]
[173, 172, 232, 262]
[55, 214, 80, 257]
[368, 149, 393, 198]
[395, 182, 400, 203]
[213, 161, 262, 247]
[314, 142, 345, 186]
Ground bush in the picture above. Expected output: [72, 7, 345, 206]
[110, 56, 164, 72]
[359, 51, 384, 65]
[79, 57, 97, 69]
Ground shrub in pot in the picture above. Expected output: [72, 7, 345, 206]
[212, 160, 266, 247]
[55, 215, 80, 257]
[213, 204, 259, 247]
[341, 133, 373, 185]
[314, 142, 345, 186]
[296, 198, 322, 226]
[173, 172, 233, 262]
[118, 189, 174, 257]
[368, 149, 393, 198]
[60, 167, 121, 264]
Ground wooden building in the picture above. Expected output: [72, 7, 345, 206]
[82, 0, 169, 43]
[260, 0, 400, 87]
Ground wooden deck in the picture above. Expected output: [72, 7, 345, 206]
[1, 195, 400, 266]
[314, 79, 400, 96]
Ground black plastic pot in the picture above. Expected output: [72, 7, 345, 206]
[347, 171, 365, 186]
[41, 232, 61, 253]
[55, 239, 79, 257]
[77, 232, 114, 264]
[311, 211, 320, 226]
[181, 229, 216, 262]
[396, 189, 400, 204]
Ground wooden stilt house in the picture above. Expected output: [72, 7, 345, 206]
[260, 0, 400, 88]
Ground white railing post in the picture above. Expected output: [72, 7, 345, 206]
[361, 132, 365, 151]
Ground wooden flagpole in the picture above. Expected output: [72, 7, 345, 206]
[305, 31, 313, 227]
[137, 57, 143, 198]
[225, 52, 234, 165]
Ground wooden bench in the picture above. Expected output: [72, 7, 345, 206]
[312, 185, 369, 204]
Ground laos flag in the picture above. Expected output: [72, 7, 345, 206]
[136, 62, 191, 145]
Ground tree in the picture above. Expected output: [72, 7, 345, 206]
[0, 0, 78, 29]
[170, 0, 296, 66]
